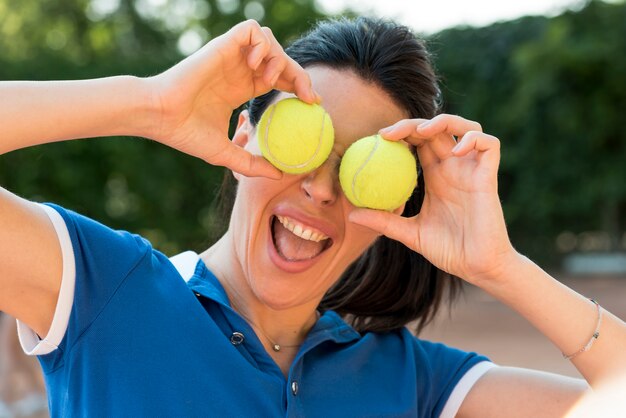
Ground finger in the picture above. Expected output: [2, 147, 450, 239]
[262, 29, 319, 104]
[380, 118, 454, 163]
[274, 61, 320, 104]
[348, 208, 420, 253]
[379, 120, 437, 168]
[411, 114, 483, 161]
[414, 142, 438, 170]
[210, 140, 283, 179]
[416, 114, 482, 137]
[378, 118, 429, 142]
[260, 28, 288, 86]
[452, 130, 501, 169]
[234, 20, 271, 71]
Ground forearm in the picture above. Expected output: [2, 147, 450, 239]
[0, 76, 157, 155]
[480, 252, 626, 387]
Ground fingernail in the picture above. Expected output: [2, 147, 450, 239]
[379, 126, 393, 134]
[417, 120, 432, 130]
[348, 211, 362, 223]
[451, 142, 461, 153]
[308, 90, 319, 104]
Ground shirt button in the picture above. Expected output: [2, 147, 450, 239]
[230, 332, 245, 345]
[291, 381, 299, 396]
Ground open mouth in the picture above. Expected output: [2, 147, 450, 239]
[270, 215, 333, 262]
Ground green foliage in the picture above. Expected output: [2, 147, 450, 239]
[432, 0, 626, 264]
[1, 0, 624, 265]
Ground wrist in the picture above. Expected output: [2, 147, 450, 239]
[470, 248, 527, 289]
[119, 76, 163, 140]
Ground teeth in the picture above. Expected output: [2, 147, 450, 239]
[276, 216, 329, 242]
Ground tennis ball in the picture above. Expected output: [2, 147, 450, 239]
[339, 134, 417, 211]
[257, 98, 334, 174]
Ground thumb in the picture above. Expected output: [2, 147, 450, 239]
[208, 140, 283, 179]
[349, 208, 419, 252]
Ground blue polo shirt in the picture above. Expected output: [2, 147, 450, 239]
[18, 204, 494, 417]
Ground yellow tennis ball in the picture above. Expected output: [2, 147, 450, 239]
[257, 98, 334, 174]
[339, 134, 417, 211]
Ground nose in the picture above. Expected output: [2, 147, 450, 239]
[301, 159, 339, 207]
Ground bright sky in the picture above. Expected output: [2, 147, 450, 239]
[315, 0, 586, 34]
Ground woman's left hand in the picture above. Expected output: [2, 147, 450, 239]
[348, 114, 517, 285]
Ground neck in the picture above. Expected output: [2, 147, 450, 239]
[200, 232, 320, 349]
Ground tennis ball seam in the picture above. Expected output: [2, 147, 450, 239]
[261, 102, 329, 170]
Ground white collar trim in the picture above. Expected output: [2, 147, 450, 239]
[169, 251, 200, 282]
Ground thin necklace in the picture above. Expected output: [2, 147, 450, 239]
[246, 315, 301, 352]
[232, 303, 320, 352]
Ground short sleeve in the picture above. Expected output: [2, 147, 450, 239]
[17, 204, 76, 356]
[18, 203, 151, 369]
[413, 337, 494, 417]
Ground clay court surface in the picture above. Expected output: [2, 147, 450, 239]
[1, 274, 624, 417]
[420, 274, 626, 378]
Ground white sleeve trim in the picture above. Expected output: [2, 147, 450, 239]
[439, 361, 497, 418]
[16, 204, 76, 356]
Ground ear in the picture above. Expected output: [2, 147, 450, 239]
[231, 110, 252, 182]
[232, 109, 251, 148]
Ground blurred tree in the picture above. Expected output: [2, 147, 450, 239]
[506, 0, 626, 256]
[432, 0, 626, 265]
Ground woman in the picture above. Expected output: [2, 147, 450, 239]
[1, 17, 625, 417]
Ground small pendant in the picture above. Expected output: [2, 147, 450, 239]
[272, 344, 281, 352]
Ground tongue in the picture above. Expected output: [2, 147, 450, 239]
[273, 219, 326, 261]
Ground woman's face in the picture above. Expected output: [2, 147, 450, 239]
[230, 67, 408, 310]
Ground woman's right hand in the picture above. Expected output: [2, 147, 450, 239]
[146, 20, 318, 178]
[0, 20, 317, 337]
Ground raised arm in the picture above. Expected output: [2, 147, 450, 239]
[0, 20, 317, 336]
[1, 20, 317, 171]
[0, 76, 154, 155]
[350, 114, 626, 416]
[0, 75, 153, 337]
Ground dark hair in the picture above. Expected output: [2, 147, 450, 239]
[220, 17, 460, 334]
